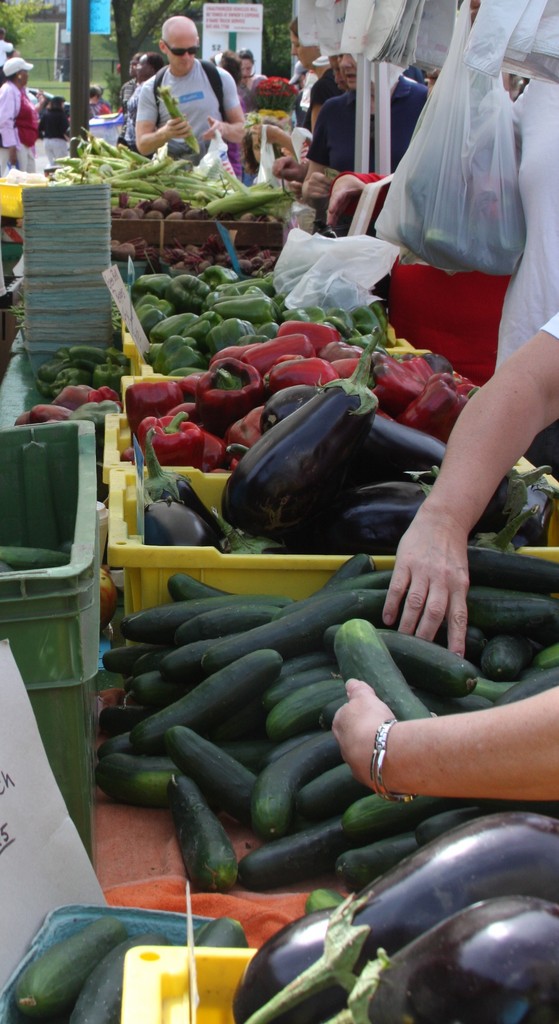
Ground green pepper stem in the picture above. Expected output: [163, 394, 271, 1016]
[163, 411, 189, 434]
[213, 368, 244, 391]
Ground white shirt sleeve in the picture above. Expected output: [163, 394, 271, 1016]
[541, 313, 559, 339]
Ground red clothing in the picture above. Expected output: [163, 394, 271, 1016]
[15, 89, 39, 147]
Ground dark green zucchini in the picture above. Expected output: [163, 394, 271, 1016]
[251, 732, 342, 841]
[201, 590, 388, 674]
[174, 603, 282, 646]
[96, 732, 135, 759]
[414, 806, 486, 846]
[319, 697, 347, 729]
[98, 704, 153, 737]
[378, 629, 479, 698]
[480, 634, 535, 681]
[265, 678, 347, 742]
[467, 545, 559, 594]
[209, 697, 268, 742]
[102, 642, 162, 676]
[121, 594, 293, 645]
[435, 623, 487, 666]
[165, 725, 256, 825]
[216, 739, 275, 773]
[319, 553, 374, 588]
[466, 586, 559, 646]
[68, 930, 169, 1024]
[324, 571, 394, 593]
[167, 774, 238, 892]
[130, 646, 177, 677]
[263, 666, 341, 711]
[296, 762, 371, 820]
[95, 753, 177, 807]
[238, 816, 350, 891]
[277, 651, 336, 678]
[473, 677, 518, 702]
[15, 916, 129, 1019]
[127, 670, 188, 708]
[272, 587, 388, 621]
[257, 732, 323, 768]
[159, 637, 225, 685]
[130, 649, 283, 754]
[194, 918, 248, 948]
[167, 572, 233, 601]
[533, 641, 559, 671]
[494, 668, 559, 706]
[334, 618, 431, 720]
[414, 688, 495, 714]
[335, 832, 419, 891]
[341, 794, 458, 843]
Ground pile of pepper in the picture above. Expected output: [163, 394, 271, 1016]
[35, 344, 131, 400]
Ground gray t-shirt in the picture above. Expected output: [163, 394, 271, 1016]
[136, 60, 240, 160]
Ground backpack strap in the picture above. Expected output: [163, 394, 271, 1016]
[153, 61, 226, 126]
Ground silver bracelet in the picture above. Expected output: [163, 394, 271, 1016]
[370, 719, 416, 803]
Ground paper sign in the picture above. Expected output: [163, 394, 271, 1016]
[0, 641, 104, 989]
[102, 265, 150, 357]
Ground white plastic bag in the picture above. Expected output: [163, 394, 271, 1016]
[197, 130, 235, 179]
[256, 125, 279, 187]
[274, 229, 399, 311]
[375, 1, 526, 275]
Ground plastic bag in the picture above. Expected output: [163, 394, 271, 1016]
[375, 1, 526, 275]
[256, 125, 279, 187]
[274, 229, 399, 311]
[464, 0, 559, 84]
[197, 130, 235, 179]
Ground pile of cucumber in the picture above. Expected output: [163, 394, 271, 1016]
[12, 914, 247, 1022]
[98, 549, 559, 893]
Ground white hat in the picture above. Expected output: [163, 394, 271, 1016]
[289, 59, 306, 85]
[312, 55, 331, 68]
[3, 57, 33, 76]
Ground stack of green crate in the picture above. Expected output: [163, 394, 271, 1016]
[0, 420, 100, 858]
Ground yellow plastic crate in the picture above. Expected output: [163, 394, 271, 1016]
[121, 946, 255, 1024]
[0, 178, 49, 218]
[123, 329, 148, 376]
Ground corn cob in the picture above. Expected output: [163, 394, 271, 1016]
[158, 85, 200, 155]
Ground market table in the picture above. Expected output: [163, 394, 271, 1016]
[0, 334, 43, 428]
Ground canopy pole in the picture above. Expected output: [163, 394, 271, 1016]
[69, 0, 90, 156]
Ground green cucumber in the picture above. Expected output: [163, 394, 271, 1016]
[258, 732, 323, 768]
[238, 816, 350, 891]
[127, 670, 188, 708]
[68, 931, 169, 1024]
[98, 705, 153, 737]
[319, 553, 374, 588]
[0, 545, 69, 569]
[130, 649, 283, 754]
[209, 697, 268, 742]
[130, 646, 177, 676]
[272, 587, 387, 621]
[96, 732, 135, 759]
[466, 586, 559, 646]
[305, 889, 345, 913]
[165, 725, 256, 825]
[174, 603, 281, 646]
[265, 678, 347, 742]
[378, 629, 479, 698]
[263, 666, 341, 711]
[324, 571, 394, 593]
[167, 572, 233, 601]
[414, 805, 486, 846]
[201, 590, 388, 674]
[533, 640, 559, 670]
[94, 753, 177, 806]
[194, 918, 248, 948]
[472, 677, 518, 702]
[251, 732, 342, 841]
[102, 643, 162, 676]
[121, 595, 293, 645]
[167, 774, 238, 892]
[159, 637, 225, 685]
[335, 831, 419, 891]
[319, 697, 347, 729]
[480, 634, 534, 681]
[296, 763, 370, 820]
[15, 916, 128, 1018]
[334, 619, 431, 720]
[277, 652, 336, 678]
[467, 545, 559, 594]
[415, 688, 495, 713]
[493, 668, 559, 706]
[216, 739, 275, 773]
[341, 794, 457, 843]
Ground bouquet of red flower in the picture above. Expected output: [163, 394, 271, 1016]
[254, 77, 298, 114]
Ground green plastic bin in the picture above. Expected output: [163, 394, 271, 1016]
[0, 420, 100, 857]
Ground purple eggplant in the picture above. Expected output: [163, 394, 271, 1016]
[232, 812, 559, 1024]
[260, 384, 319, 434]
[346, 414, 446, 486]
[367, 894, 559, 1023]
[144, 499, 222, 547]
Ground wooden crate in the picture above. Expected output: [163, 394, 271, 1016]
[111, 217, 284, 251]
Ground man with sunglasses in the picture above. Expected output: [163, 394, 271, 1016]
[136, 16, 245, 161]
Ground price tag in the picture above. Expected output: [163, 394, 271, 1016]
[102, 264, 150, 357]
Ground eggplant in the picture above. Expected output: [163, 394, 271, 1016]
[232, 812, 559, 1024]
[421, 351, 454, 374]
[260, 384, 319, 434]
[511, 482, 553, 548]
[144, 499, 223, 547]
[222, 347, 377, 538]
[346, 414, 446, 486]
[367, 894, 559, 1022]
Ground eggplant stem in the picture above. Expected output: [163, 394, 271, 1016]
[346, 951, 390, 1024]
[143, 428, 181, 503]
[322, 332, 379, 417]
[241, 893, 372, 1024]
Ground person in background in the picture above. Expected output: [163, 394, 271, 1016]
[135, 16, 245, 162]
[332, 315, 559, 805]
[289, 18, 321, 128]
[119, 53, 141, 115]
[214, 49, 244, 178]
[38, 95, 69, 166]
[0, 28, 14, 85]
[303, 53, 342, 132]
[237, 48, 266, 113]
[0, 57, 45, 173]
[122, 52, 164, 152]
[242, 116, 296, 183]
[89, 85, 111, 118]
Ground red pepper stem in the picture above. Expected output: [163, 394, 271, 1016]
[163, 411, 189, 434]
[322, 331, 380, 416]
[143, 427, 181, 503]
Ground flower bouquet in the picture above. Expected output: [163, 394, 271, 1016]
[253, 77, 298, 119]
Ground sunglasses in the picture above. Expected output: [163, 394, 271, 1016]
[163, 42, 199, 56]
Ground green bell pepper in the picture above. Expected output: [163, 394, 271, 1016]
[50, 367, 93, 395]
[198, 265, 239, 288]
[131, 273, 172, 303]
[36, 355, 72, 384]
[153, 335, 207, 375]
[210, 295, 276, 325]
[149, 312, 200, 344]
[134, 295, 175, 316]
[254, 321, 279, 340]
[138, 305, 168, 337]
[165, 273, 211, 315]
[280, 307, 325, 324]
[351, 304, 384, 335]
[92, 362, 129, 392]
[186, 310, 223, 350]
[324, 307, 355, 338]
[70, 399, 121, 428]
[206, 318, 256, 355]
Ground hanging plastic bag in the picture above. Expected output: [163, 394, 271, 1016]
[256, 125, 279, 186]
[197, 129, 235, 179]
[375, 1, 526, 275]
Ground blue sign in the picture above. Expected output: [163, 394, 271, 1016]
[66, 0, 111, 35]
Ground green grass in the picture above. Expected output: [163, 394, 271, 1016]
[21, 20, 120, 100]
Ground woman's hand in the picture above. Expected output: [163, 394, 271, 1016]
[332, 679, 393, 788]
[327, 174, 366, 226]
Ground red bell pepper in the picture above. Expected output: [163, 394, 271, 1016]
[224, 404, 265, 449]
[16, 404, 72, 425]
[209, 342, 260, 366]
[240, 334, 315, 375]
[265, 357, 340, 393]
[177, 373, 205, 399]
[372, 352, 426, 417]
[329, 357, 361, 378]
[195, 357, 265, 437]
[396, 372, 468, 442]
[125, 379, 185, 436]
[88, 385, 122, 406]
[166, 401, 201, 422]
[277, 320, 342, 353]
[453, 372, 478, 397]
[51, 384, 97, 410]
[397, 354, 435, 384]
[318, 340, 364, 363]
[200, 430, 228, 471]
[136, 411, 205, 467]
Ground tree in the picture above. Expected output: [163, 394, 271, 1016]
[0, 0, 48, 50]
[111, 0, 292, 84]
